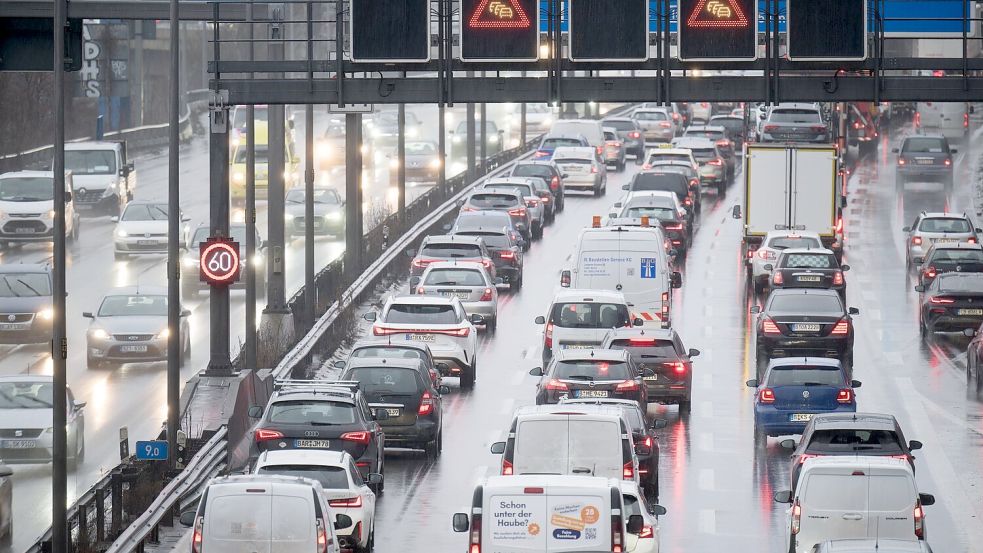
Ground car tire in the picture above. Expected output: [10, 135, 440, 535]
[510, 274, 523, 292]
[717, 182, 726, 196]
[487, 317, 497, 332]
[356, 527, 374, 553]
[1, 519, 12, 545]
[533, 223, 543, 240]
[460, 366, 475, 389]
[678, 400, 691, 415]
[617, 160, 626, 172]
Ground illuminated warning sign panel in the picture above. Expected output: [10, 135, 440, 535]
[678, 0, 758, 61]
[461, 0, 539, 61]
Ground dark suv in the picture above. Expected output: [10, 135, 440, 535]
[342, 358, 448, 457]
[451, 213, 525, 290]
[408, 234, 496, 280]
[250, 382, 386, 488]
[508, 160, 566, 211]
[601, 328, 700, 413]
[894, 134, 956, 191]
[0, 264, 53, 344]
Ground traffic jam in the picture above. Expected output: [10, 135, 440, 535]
[159, 100, 983, 553]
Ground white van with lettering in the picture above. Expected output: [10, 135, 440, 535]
[562, 220, 681, 329]
[453, 475, 643, 553]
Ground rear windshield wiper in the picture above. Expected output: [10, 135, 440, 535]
[565, 375, 596, 381]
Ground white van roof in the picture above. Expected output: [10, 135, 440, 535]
[206, 473, 325, 495]
[65, 141, 121, 151]
[481, 474, 621, 491]
[549, 288, 628, 304]
[552, 146, 597, 159]
[578, 226, 664, 241]
[799, 455, 914, 477]
[514, 404, 629, 420]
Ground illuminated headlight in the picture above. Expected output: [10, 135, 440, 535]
[389, 158, 400, 169]
[157, 327, 170, 340]
[252, 254, 264, 267]
[542, 117, 552, 127]
[233, 172, 245, 184]
[101, 186, 116, 198]
[44, 210, 55, 220]
[430, 158, 442, 169]
[326, 211, 342, 220]
[489, 135, 500, 144]
[284, 212, 296, 221]
[116, 228, 128, 238]
[315, 143, 330, 159]
[360, 145, 370, 155]
[372, 128, 382, 138]
[91, 328, 110, 340]
[182, 257, 197, 267]
[37, 308, 53, 321]
[406, 127, 419, 138]
[509, 138, 521, 148]
[452, 136, 462, 144]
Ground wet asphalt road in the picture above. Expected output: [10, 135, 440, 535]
[362, 126, 983, 553]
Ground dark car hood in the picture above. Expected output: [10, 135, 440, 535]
[0, 295, 51, 312]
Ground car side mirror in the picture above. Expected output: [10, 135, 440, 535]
[110, 216, 119, 223]
[490, 441, 506, 454]
[671, 271, 682, 289]
[363, 312, 377, 322]
[73, 401, 86, 410]
[841, 264, 850, 271]
[919, 493, 935, 506]
[668, 249, 678, 257]
[560, 270, 571, 288]
[529, 367, 544, 377]
[179, 512, 197, 527]
[688, 348, 700, 357]
[334, 514, 353, 530]
[909, 440, 923, 451]
[633, 317, 645, 327]
[182, 215, 191, 223]
[780, 438, 797, 450]
[367, 473, 384, 485]
[851, 379, 862, 388]
[442, 223, 453, 232]
[626, 514, 644, 535]
[951, 148, 959, 154]
[247, 405, 263, 418]
[535, 315, 546, 324]
[650, 504, 667, 516]
[914, 284, 925, 293]
[409, 276, 421, 292]
[891, 148, 900, 154]
[902, 226, 911, 232]
[749, 306, 761, 314]
[439, 385, 451, 395]
[642, 368, 655, 378]
[181, 309, 192, 317]
[620, 183, 630, 191]
[976, 228, 982, 233]
[613, 202, 622, 208]
[964, 328, 978, 338]
[848, 307, 860, 315]
[562, 173, 569, 179]
[333, 360, 345, 369]
[745, 379, 758, 387]
[469, 313, 485, 325]
[763, 264, 773, 271]
[374, 409, 390, 421]
[65, 191, 73, 203]
[732, 205, 742, 219]
[774, 490, 793, 504]
[404, 248, 417, 258]
[452, 513, 470, 532]
[82, 312, 94, 319]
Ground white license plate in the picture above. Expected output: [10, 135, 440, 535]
[0, 323, 27, 331]
[408, 334, 436, 342]
[790, 413, 814, 422]
[386, 408, 402, 417]
[575, 390, 609, 398]
[562, 344, 593, 350]
[933, 238, 958, 243]
[14, 228, 36, 234]
[2, 440, 36, 449]
[120, 345, 148, 353]
[916, 159, 934, 165]
[564, 166, 584, 172]
[797, 275, 822, 282]
[137, 240, 159, 246]
[294, 439, 331, 448]
[793, 323, 821, 332]
[958, 309, 983, 316]
[442, 291, 470, 300]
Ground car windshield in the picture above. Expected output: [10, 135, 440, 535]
[650, 165, 695, 178]
[622, 493, 643, 517]
[937, 274, 983, 292]
[631, 174, 688, 197]
[65, 150, 116, 174]
[122, 203, 168, 221]
[768, 236, 822, 250]
[385, 304, 460, 325]
[455, 231, 508, 249]
[98, 294, 167, 317]
[634, 111, 668, 121]
[553, 360, 632, 380]
[766, 366, 844, 387]
[903, 137, 947, 153]
[0, 177, 53, 202]
[424, 268, 486, 286]
[191, 226, 251, 246]
[485, 185, 532, 197]
[768, 294, 843, 314]
[0, 273, 51, 297]
[624, 206, 677, 221]
[232, 106, 268, 128]
[781, 253, 836, 269]
[513, 165, 554, 180]
[285, 189, 341, 205]
[541, 138, 584, 149]
[352, 346, 426, 361]
[468, 193, 519, 209]
[690, 148, 717, 160]
[648, 154, 691, 164]
[421, 243, 482, 258]
[919, 218, 972, 233]
[608, 338, 677, 359]
[233, 145, 268, 164]
[769, 109, 822, 123]
[267, 400, 355, 424]
[604, 132, 618, 141]
[0, 381, 55, 409]
[257, 465, 350, 489]
[603, 120, 636, 131]
[348, 367, 420, 395]
[686, 130, 725, 140]
[710, 117, 744, 132]
[550, 302, 631, 329]
[805, 429, 904, 454]
[930, 248, 983, 266]
[406, 142, 437, 155]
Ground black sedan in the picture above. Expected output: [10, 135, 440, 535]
[915, 272, 983, 335]
[752, 289, 859, 369]
[893, 134, 955, 190]
[600, 327, 699, 413]
[529, 349, 650, 409]
[916, 242, 983, 288]
[766, 247, 849, 300]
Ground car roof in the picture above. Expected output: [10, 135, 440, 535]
[648, 160, 695, 167]
[601, 117, 634, 123]
[387, 294, 457, 306]
[469, 189, 521, 199]
[562, 397, 645, 409]
[767, 357, 843, 369]
[904, 134, 946, 141]
[482, 474, 621, 491]
[103, 285, 168, 296]
[772, 102, 821, 111]
[513, 160, 558, 168]
[936, 272, 983, 286]
[0, 170, 54, 179]
[550, 289, 627, 303]
[65, 141, 121, 150]
[553, 348, 631, 363]
[634, 107, 670, 113]
[685, 125, 727, 133]
[0, 263, 50, 274]
[0, 375, 54, 384]
[672, 137, 716, 148]
[603, 327, 676, 341]
[927, 242, 983, 251]
[256, 448, 350, 467]
[207, 474, 325, 492]
[514, 404, 629, 420]
[778, 247, 835, 255]
[552, 146, 597, 158]
[624, 195, 676, 208]
[919, 212, 968, 219]
[810, 412, 898, 429]
[800, 455, 913, 472]
[768, 288, 841, 298]
[346, 357, 426, 371]
[423, 260, 487, 272]
[423, 234, 483, 245]
[646, 148, 693, 156]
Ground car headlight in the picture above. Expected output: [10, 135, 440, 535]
[157, 327, 170, 340]
[233, 172, 245, 184]
[45, 427, 54, 434]
[406, 127, 419, 138]
[44, 210, 55, 220]
[37, 308, 53, 321]
[0, 210, 6, 219]
[252, 254, 264, 267]
[360, 145, 370, 155]
[101, 186, 116, 198]
[116, 228, 128, 238]
[326, 211, 343, 220]
[389, 158, 400, 169]
[489, 135, 500, 144]
[182, 257, 198, 268]
[452, 136, 462, 144]
[91, 328, 110, 340]
[542, 116, 552, 127]
[430, 158, 442, 169]
[372, 128, 382, 138]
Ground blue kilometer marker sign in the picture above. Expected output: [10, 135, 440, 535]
[135, 440, 169, 461]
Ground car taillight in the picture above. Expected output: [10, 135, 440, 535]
[811, 125, 827, 132]
[764, 124, 779, 132]
[659, 122, 672, 128]
[480, 287, 493, 301]
[508, 207, 527, 216]
[664, 223, 684, 230]
[591, 165, 599, 174]
[969, 237, 977, 244]
[772, 271, 784, 285]
[833, 271, 844, 286]
[684, 197, 693, 206]
[612, 513, 625, 553]
[525, 199, 539, 207]
[469, 512, 482, 553]
[672, 113, 680, 120]
[944, 158, 952, 166]
[192, 517, 203, 553]
[480, 259, 493, 271]
[964, 113, 970, 128]
[539, 194, 550, 203]
[689, 178, 699, 188]
[502, 459, 513, 475]
[835, 217, 844, 234]
[664, 361, 686, 374]
[418, 391, 434, 416]
[254, 428, 284, 442]
[715, 139, 731, 147]
[636, 436, 653, 454]
[329, 496, 363, 508]
[622, 461, 634, 480]
[544, 321, 554, 348]
[898, 157, 906, 166]
[914, 501, 924, 538]
[499, 250, 515, 260]
[831, 320, 850, 335]
[534, 150, 549, 158]
[341, 431, 371, 444]
[638, 525, 655, 539]
[762, 318, 781, 335]
[628, 131, 640, 139]
[929, 296, 955, 304]
[914, 112, 922, 127]
[836, 388, 854, 404]
[616, 380, 640, 392]
[757, 249, 776, 260]
[924, 266, 936, 279]
[550, 175, 560, 190]
[316, 520, 329, 553]
[758, 388, 776, 404]
[461, 206, 477, 212]
[708, 158, 724, 166]
[545, 379, 568, 391]
[416, 286, 426, 295]
[791, 499, 801, 535]
[912, 236, 922, 245]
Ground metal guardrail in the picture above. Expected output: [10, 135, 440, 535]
[103, 428, 229, 553]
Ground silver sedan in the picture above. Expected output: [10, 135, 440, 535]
[83, 285, 191, 368]
[415, 261, 500, 331]
[0, 375, 85, 465]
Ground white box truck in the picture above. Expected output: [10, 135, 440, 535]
[452, 475, 641, 553]
[733, 144, 844, 270]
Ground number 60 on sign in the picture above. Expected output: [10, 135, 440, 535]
[199, 237, 241, 286]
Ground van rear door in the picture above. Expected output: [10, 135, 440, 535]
[487, 484, 549, 551]
[867, 473, 917, 539]
[204, 489, 274, 553]
[269, 488, 317, 553]
[798, 472, 869, 545]
[545, 486, 611, 551]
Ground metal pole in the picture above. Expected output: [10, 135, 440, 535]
[479, 102, 487, 174]
[166, 0, 181, 468]
[520, 101, 527, 145]
[52, 0, 68, 550]
[266, 104, 288, 312]
[397, 103, 406, 224]
[438, 104, 446, 192]
[345, 113, 363, 271]
[206, 104, 233, 375]
[244, 3, 257, 370]
[466, 102, 476, 181]
[304, 104, 315, 328]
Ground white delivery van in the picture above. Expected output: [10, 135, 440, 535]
[915, 101, 970, 140]
[562, 222, 681, 328]
[452, 475, 641, 553]
[775, 457, 935, 553]
[551, 119, 606, 154]
[64, 141, 135, 216]
[180, 474, 350, 553]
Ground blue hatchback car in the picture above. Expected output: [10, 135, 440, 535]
[746, 357, 860, 443]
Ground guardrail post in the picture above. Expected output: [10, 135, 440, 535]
[78, 503, 89, 546]
[111, 471, 123, 532]
[95, 487, 106, 542]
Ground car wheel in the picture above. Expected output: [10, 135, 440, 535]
[617, 161, 626, 172]
[755, 346, 769, 380]
[1, 519, 12, 545]
[678, 399, 691, 415]
[460, 366, 475, 389]
[717, 183, 726, 196]
[487, 317, 497, 332]
[533, 223, 543, 240]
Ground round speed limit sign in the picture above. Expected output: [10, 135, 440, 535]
[199, 237, 241, 286]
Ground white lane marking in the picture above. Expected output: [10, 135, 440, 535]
[704, 326, 713, 339]
[699, 373, 713, 390]
[698, 509, 716, 534]
[500, 397, 516, 415]
[472, 464, 490, 484]
[511, 370, 527, 386]
[698, 468, 715, 491]
[699, 401, 714, 419]
[697, 432, 714, 452]
[704, 304, 712, 317]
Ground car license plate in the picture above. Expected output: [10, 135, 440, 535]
[294, 439, 330, 448]
[0, 323, 27, 331]
[797, 275, 822, 282]
[442, 291, 470, 300]
[408, 334, 436, 342]
[574, 390, 609, 398]
[916, 158, 934, 165]
[14, 228, 35, 234]
[789, 413, 814, 422]
[934, 238, 958, 243]
[562, 344, 593, 349]
[137, 240, 158, 246]
[958, 308, 983, 316]
[564, 165, 584, 172]
[793, 323, 821, 332]
[120, 345, 148, 353]
[386, 408, 401, 417]
[2, 440, 36, 449]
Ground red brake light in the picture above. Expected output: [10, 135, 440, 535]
[898, 157, 906, 166]
[418, 391, 434, 416]
[628, 131, 640, 138]
[616, 380, 640, 392]
[772, 271, 784, 285]
[591, 165, 599, 174]
[659, 121, 672, 128]
[525, 199, 539, 207]
[469, 512, 482, 553]
[762, 318, 780, 335]
[480, 287, 493, 301]
[412, 258, 433, 268]
[764, 125, 779, 132]
[534, 150, 549, 158]
[191, 517, 203, 553]
[914, 501, 925, 538]
[544, 321, 554, 348]
[836, 388, 854, 404]
[715, 139, 731, 147]
[329, 496, 363, 508]
[944, 158, 952, 166]
[254, 428, 284, 442]
[500, 250, 515, 260]
[461, 206, 477, 212]
[622, 461, 634, 480]
[508, 207, 527, 216]
[757, 249, 776, 260]
[341, 431, 371, 444]
[929, 296, 955, 304]
[628, 338, 656, 345]
[545, 378, 568, 391]
[416, 286, 425, 295]
[638, 525, 655, 539]
[665, 361, 686, 374]
[831, 320, 850, 335]
[642, 163, 651, 169]
[969, 237, 977, 244]
[797, 453, 819, 464]
[964, 113, 970, 128]
[672, 113, 680, 120]
[708, 158, 724, 166]
[550, 175, 560, 190]
[596, 146, 603, 155]
[689, 178, 699, 188]
[791, 500, 801, 535]
[924, 266, 937, 279]
[912, 236, 922, 246]
[502, 459, 513, 475]
[833, 271, 844, 286]
[758, 388, 776, 404]
[664, 223, 684, 230]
